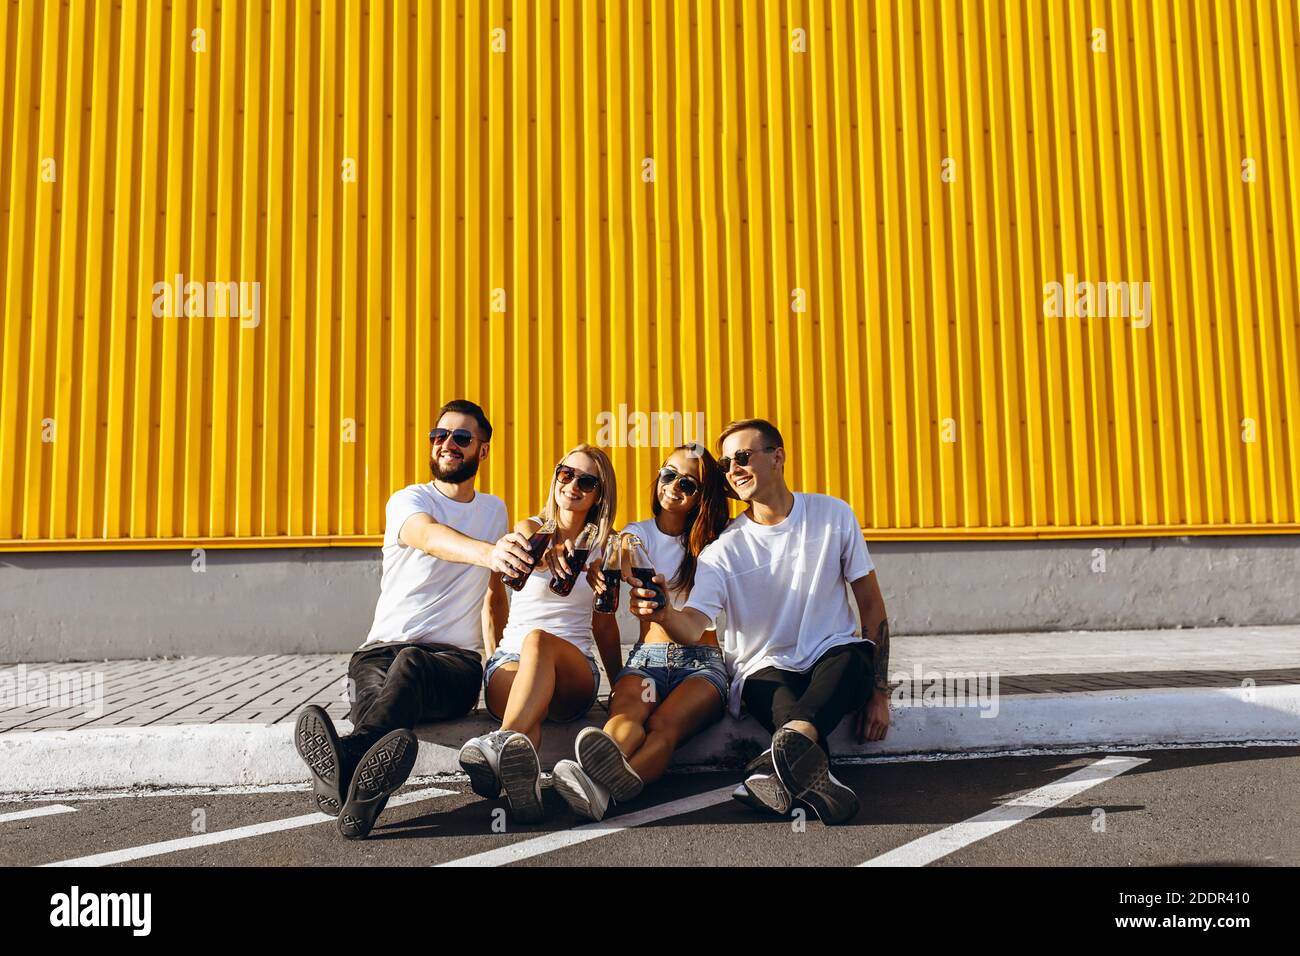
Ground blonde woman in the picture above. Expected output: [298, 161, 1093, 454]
[458, 443, 622, 823]
[551, 443, 731, 821]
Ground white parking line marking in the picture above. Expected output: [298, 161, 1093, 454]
[860, 754, 1149, 867]
[42, 786, 455, 867]
[437, 784, 737, 867]
[0, 804, 78, 824]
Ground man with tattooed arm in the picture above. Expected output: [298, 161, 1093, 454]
[629, 418, 891, 825]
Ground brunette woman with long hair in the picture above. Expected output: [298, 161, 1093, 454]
[550, 443, 731, 821]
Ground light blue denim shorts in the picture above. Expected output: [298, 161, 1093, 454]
[482, 648, 601, 723]
[615, 643, 728, 707]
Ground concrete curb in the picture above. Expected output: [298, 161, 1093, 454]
[3, 685, 1299, 795]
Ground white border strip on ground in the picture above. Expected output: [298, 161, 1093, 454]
[42, 786, 455, 868]
[437, 784, 737, 867]
[3, 782, 320, 802]
[5, 685, 1298, 793]
[0, 804, 77, 824]
[860, 754, 1149, 867]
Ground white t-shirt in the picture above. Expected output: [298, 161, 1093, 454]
[498, 518, 604, 659]
[684, 493, 875, 716]
[362, 482, 509, 653]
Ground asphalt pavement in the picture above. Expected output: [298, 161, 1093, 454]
[3, 745, 1296, 868]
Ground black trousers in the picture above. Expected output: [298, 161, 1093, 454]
[345, 641, 483, 750]
[741, 641, 875, 758]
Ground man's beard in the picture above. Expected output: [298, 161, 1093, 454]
[432, 453, 480, 484]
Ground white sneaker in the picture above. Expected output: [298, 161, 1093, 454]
[552, 759, 610, 822]
[458, 729, 511, 799]
[575, 726, 643, 803]
[498, 731, 545, 823]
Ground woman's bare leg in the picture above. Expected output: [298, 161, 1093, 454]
[603, 674, 658, 758]
[490, 630, 596, 748]
[627, 678, 724, 784]
[485, 665, 518, 729]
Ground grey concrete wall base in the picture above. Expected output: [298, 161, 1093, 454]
[3, 685, 1297, 795]
[4, 535, 1300, 662]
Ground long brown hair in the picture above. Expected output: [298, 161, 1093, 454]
[650, 443, 730, 593]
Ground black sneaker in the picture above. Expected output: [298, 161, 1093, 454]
[743, 747, 777, 777]
[337, 729, 418, 840]
[295, 705, 346, 816]
[771, 727, 860, 825]
[731, 749, 792, 815]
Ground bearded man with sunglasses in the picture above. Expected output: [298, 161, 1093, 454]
[629, 418, 891, 825]
[294, 399, 537, 839]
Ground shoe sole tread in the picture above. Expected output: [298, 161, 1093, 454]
[576, 729, 643, 803]
[772, 730, 859, 825]
[294, 706, 343, 817]
[458, 742, 502, 799]
[499, 736, 545, 824]
[741, 774, 792, 815]
[337, 731, 417, 839]
[552, 764, 604, 821]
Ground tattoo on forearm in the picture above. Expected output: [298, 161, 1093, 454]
[873, 618, 890, 690]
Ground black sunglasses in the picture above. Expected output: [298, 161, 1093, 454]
[718, 446, 776, 474]
[555, 464, 601, 494]
[429, 427, 477, 448]
[658, 467, 700, 497]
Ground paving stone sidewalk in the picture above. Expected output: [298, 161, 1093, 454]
[3, 625, 1296, 734]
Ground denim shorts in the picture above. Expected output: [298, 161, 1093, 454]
[615, 643, 728, 707]
[482, 648, 601, 723]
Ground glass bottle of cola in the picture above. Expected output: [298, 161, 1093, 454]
[503, 515, 557, 592]
[593, 532, 623, 614]
[625, 533, 668, 611]
[549, 523, 600, 597]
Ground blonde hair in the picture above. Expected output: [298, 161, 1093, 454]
[538, 443, 618, 546]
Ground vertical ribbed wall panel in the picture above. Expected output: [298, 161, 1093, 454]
[1, 0, 1298, 548]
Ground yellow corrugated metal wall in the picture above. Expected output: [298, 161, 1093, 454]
[1, 0, 1298, 549]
